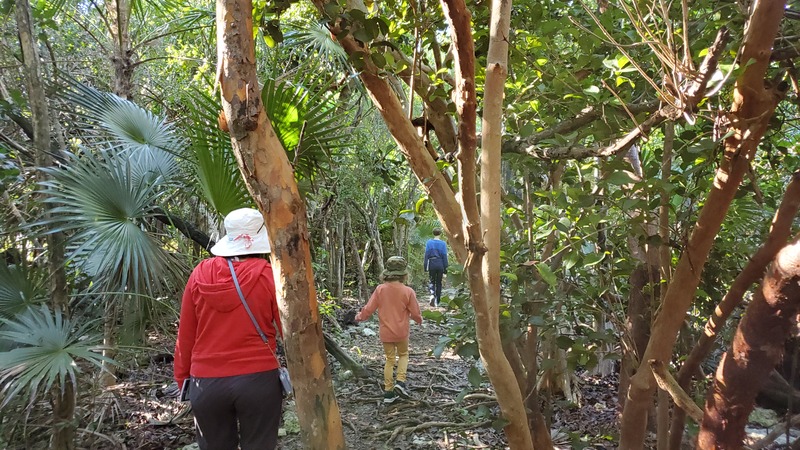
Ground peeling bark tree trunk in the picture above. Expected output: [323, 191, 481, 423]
[669, 171, 800, 448]
[311, 0, 534, 445]
[618, 1, 787, 446]
[14, 0, 72, 447]
[215, 0, 345, 447]
[697, 236, 800, 448]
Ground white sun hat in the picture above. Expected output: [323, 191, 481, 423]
[210, 208, 271, 257]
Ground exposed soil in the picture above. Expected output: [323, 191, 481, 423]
[96, 296, 624, 450]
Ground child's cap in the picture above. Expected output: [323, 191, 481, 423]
[383, 256, 408, 277]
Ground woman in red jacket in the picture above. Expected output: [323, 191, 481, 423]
[174, 208, 283, 450]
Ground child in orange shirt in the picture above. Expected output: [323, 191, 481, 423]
[355, 256, 423, 403]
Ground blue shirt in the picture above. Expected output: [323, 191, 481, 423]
[424, 238, 449, 271]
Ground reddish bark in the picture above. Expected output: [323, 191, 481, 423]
[697, 236, 800, 448]
[669, 171, 800, 448]
[618, 0, 787, 445]
[619, 263, 657, 408]
[216, 0, 345, 446]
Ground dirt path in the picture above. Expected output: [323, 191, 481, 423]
[113, 298, 621, 450]
[281, 300, 510, 450]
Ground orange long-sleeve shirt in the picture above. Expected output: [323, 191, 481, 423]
[355, 281, 422, 342]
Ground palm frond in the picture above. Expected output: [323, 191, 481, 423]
[0, 263, 47, 320]
[180, 88, 251, 216]
[0, 305, 112, 408]
[58, 76, 182, 181]
[262, 74, 349, 180]
[283, 21, 349, 68]
[39, 151, 187, 296]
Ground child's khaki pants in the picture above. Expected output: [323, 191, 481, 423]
[382, 340, 409, 391]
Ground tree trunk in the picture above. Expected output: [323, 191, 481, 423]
[669, 170, 800, 447]
[619, 263, 655, 407]
[215, 0, 345, 447]
[697, 235, 800, 448]
[345, 209, 369, 302]
[311, 0, 533, 445]
[14, 0, 71, 447]
[106, 0, 133, 99]
[50, 382, 76, 450]
[323, 331, 370, 378]
[351, 199, 385, 275]
[618, 1, 787, 446]
[447, 0, 533, 443]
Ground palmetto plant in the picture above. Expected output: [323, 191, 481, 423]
[0, 304, 111, 407]
[0, 262, 46, 321]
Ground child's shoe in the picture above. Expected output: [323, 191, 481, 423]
[383, 390, 398, 404]
[394, 381, 411, 398]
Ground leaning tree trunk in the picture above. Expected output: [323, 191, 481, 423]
[669, 171, 800, 448]
[14, 0, 72, 447]
[618, 1, 787, 446]
[215, 0, 345, 447]
[697, 235, 800, 448]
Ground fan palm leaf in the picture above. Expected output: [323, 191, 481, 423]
[60, 76, 182, 182]
[262, 74, 349, 180]
[0, 305, 112, 408]
[283, 21, 350, 68]
[0, 263, 47, 320]
[39, 150, 186, 296]
[180, 88, 251, 216]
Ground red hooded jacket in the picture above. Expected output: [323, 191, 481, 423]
[174, 256, 282, 386]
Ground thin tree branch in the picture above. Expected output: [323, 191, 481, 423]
[151, 207, 215, 252]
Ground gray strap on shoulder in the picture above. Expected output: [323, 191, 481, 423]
[227, 258, 269, 345]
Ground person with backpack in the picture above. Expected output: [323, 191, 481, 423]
[424, 227, 449, 307]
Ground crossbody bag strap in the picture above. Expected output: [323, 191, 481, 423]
[226, 258, 269, 345]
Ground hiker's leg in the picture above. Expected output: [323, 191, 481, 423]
[383, 342, 397, 390]
[190, 377, 238, 450]
[431, 268, 444, 303]
[396, 340, 409, 383]
[234, 370, 283, 450]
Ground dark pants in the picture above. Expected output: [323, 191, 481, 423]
[189, 370, 282, 450]
[428, 267, 444, 305]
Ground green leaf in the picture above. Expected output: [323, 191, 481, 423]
[583, 252, 604, 267]
[606, 171, 637, 185]
[535, 263, 557, 287]
[370, 52, 387, 68]
[457, 341, 479, 359]
[422, 310, 445, 323]
[491, 417, 511, 430]
[555, 335, 574, 349]
[467, 365, 483, 387]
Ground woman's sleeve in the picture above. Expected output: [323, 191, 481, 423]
[174, 273, 197, 386]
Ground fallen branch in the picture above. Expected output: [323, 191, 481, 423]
[385, 420, 494, 444]
[77, 427, 127, 450]
[749, 413, 800, 449]
[648, 359, 704, 423]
